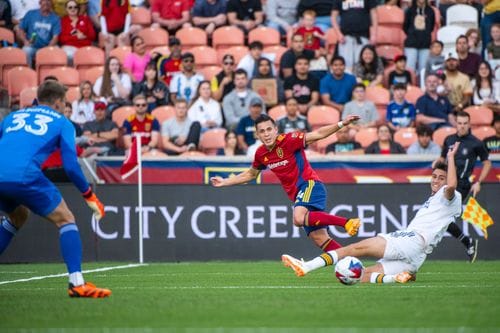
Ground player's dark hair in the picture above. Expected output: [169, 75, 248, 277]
[433, 161, 448, 173]
[255, 114, 276, 127]
[416, 124, 433, 137]
[37, 80, 67, 105]
[456, 111, 470, 119]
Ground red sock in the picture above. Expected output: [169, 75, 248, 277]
[306, 211, 347, 227]
[321, 238, 341, 251]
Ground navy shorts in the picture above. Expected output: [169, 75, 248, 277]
[0, 176, 62, 217]
[294, 180, 328, 236]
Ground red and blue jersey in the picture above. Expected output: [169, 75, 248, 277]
[252, 132, 321, 201]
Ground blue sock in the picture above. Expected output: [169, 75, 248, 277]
[0, 217, 17, 254]
[59, 223, 82, 274]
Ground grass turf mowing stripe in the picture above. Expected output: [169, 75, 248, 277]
[0, 263, 146, 285]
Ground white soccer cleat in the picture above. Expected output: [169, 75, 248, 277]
[281, 254, 309, 277]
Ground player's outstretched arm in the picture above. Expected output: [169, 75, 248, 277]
[210, 168, 260, 187]
[305, 115, 360, 145]
[444, 142, 459, 200]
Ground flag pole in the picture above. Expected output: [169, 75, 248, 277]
[136, 134, 144, 264]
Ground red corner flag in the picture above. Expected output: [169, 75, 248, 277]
[120, 137, 139, 179]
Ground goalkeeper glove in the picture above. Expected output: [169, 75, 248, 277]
[82, 188, 105, 221]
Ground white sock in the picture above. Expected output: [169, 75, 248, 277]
[370, 272, 395, 284]
[327, 250, 338, 264]
[305, 251, 337, 272]
[69, 272, 85, 286]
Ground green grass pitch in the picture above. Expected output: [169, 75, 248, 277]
[1, 260, 500, 333]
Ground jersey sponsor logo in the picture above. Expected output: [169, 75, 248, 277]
[268, 159, 289, 170]
[277, 147, 283, 158]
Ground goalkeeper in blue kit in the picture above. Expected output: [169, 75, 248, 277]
[0, 80, 110, 298]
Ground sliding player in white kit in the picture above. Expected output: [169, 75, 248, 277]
[282, 142, 462, 284]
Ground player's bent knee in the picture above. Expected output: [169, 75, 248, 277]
[46, 200, 76, 227]
[8, 206, 30, 229]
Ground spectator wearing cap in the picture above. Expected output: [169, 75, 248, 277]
[443, 50, 473, 112]
[484, 114, 500, 154]
[236, 97, 265, 153]
[157, 37, 183, 86]
[237, 41, 275, 80]
[212, 54, 236, 101]
[192, 0, 227, 36]
[387, 55, 412, 89]
[222, 68, 266, 129]
[226, 0, 264, 34]
[386, 83, 416, 132]
[416, 73, 455, 131]
[456, 34, 481, 79]
[151, 0, 191, 34]
[169, 52, 205, 104]
[407, 124, 441, 155]
[81, 101, 120, 157]
[71, 80, 96, 127]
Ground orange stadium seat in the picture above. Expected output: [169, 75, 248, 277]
[19, 86, 38, 108]
[394, 127, 417, 148]
[212, 26, 244, 50]
[371, 26, 405, 48]
[199, 65, 222, 81]
[176, 27, 208, 48]
[405, 85, 424, 105]
[471, 126, 495, 140]
[0, 27, 15, 44]
[109, 46, 131, 65]
[35, 46, 68, 83]
[44, 66, 80, 88]
[464, 105, 493, 127]
[248, 27, 280, 47]
[150, 46, 170, 57]
[263, 45, 287, 71]
[81, 66, 104, 84]
[189, 46, 217, 69]
[376, 5, 404, 28]
[7, 66, 37, 106]
[366, 86, 390, 108]
[73, 46, 105, 79]
[151, 105, 175, 125]
[199, 128, 227, 155]
[130, 6, 152, 27]
[112, 106, 135, 127]
[307, 105, 340, 129]
[0, 47, 27, 88]
[268, 104, 286, 121]
[65, 86, 80, 103]
[433, 127, 456, 147]
[217, 46, 248, 65]
[355, 127, 378, 148]
[137, 27, 169, 52]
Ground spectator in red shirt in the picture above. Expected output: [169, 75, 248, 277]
[122, 95, 161, 154]
[295, 10, 325, 51]
[59, 0, 96, 65]
[99, 0, 140, 56]
[151, 0, 191, 34]
[157, 37, 183, 86]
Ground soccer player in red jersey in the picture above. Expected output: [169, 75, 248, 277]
[210, 113, 361, 252]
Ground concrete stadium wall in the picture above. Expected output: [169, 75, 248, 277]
[1, 184, 498, 263]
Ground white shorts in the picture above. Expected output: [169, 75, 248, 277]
[377, 230, 427, 275]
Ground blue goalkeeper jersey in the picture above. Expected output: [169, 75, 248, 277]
[0, 105, 89, 193]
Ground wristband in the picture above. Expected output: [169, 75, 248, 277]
[337, 121, 344, 129]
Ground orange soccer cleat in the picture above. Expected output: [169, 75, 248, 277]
[68, 282, 112, 298]
[344, 218, 361, 236]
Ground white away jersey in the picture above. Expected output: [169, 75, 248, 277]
[407, 186, 462, 254]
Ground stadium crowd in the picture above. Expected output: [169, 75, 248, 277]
[0, 0, 499, 161]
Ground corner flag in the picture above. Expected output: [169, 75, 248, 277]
[120, 137, 139, 179]
[462, 197, 494, 239]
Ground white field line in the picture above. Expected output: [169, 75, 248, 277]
[0, 263, 147, 285]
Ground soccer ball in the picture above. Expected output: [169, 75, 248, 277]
[335, 256, 364, 285]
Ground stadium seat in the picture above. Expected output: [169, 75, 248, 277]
[112, 106, 135, 127]
[7, 66, 37, 106]
[394, 127, 417, 148]
[44, 66, 80, 88]
[354, 127, 378, 148]
[176, 27, 208, 48]
[376, 5, 404, 29]
[199, 128, 227, 155]
[0, 47, 27, 88]
[371, 26, 405, 48]
[73, 46, 105, 79]
[199, 65, 222, 81]
[325, 28, 338, 54]
[446, 4, 478, 29]
[263, 45, 288, 71]
[81, 66, 104, 84]
[212, 26, 245, 50]
[150, 46, 170, 56]
[248, 27, 280, 47]
[130, 6, 152, 27]
[433, 127, 456, 147]
[109, 46, 131, 65]
[471, 126, 495, 140]
[0, 27, 15, 44]
[137, 27, 169, 52]
[437, 26, 467, 51]
[189, 46, 217, 69]
[35, 46, 68, 83]
[151, 105, 175, 125]
[268, 104, 286, 121]
[19, 86, 37, 108]
[366, 86, 390, 108]
[307, 105, 340, 129]
[65, 86, 80, 103]
[464, 106, 493, 127]
[217, 46, 248, 65]
[405, 85, 424, 105]
[431, 5, 441, 42]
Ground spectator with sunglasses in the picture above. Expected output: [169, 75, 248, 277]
[169, 52, 205, 104]
[123, 95, 161, 154]
[212, 54, 236, 101]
